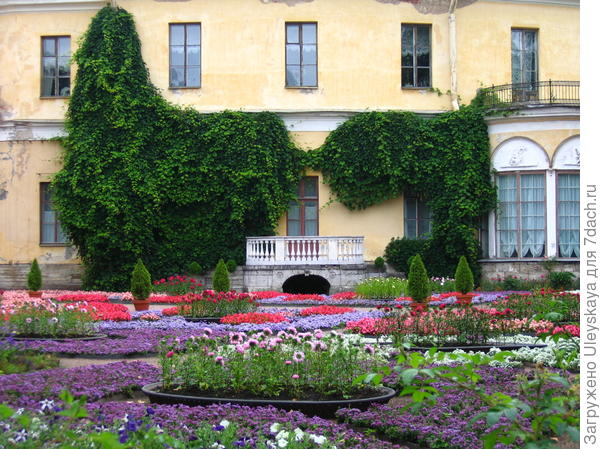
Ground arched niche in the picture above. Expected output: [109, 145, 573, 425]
[491, 137, 550, 172]
[552, 136, 580, 170]
[282, 274, 331, 295]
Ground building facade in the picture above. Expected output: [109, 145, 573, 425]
[0, 0, 580, 289]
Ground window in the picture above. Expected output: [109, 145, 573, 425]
[511, 29, 538, 100]
[287, 177, 318, 236]
[40, 183, 67, 244]
[557, 173, 579, 257]
[401, 24, 431, 88]
[496, 173, 545, 258]
[41, 36, 70, 97]
[404, 196, 432, 239]
[169, 23, 201, 88]
[285, 23, 317, 87]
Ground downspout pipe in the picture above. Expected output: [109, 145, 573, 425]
[449, 0, 460, 110]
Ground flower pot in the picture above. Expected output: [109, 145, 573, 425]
[132, 299, 150, 311]
[141, 382, 396, 419]
[28, 291, 43, 298]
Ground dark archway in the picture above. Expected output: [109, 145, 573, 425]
[282, 274, 331, 295]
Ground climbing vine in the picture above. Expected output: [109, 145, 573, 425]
[309, 104, 497, 277]
[52, 6, 304, 290]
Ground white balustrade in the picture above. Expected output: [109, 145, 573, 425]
[246, 236, 364, 265]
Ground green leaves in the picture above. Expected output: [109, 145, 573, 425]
[53, 6, 303, 289]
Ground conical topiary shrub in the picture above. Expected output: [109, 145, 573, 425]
[27, 259, 42, 292]
[212, 259, 230, 292]
[131, 259, 151, 301]
[454, 256, 474, 295]
[407, 254, 431, 304]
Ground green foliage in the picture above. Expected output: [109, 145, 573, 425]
[454, 255, 474, 294]
[548, 271, 575, 291]
[27, 259, 42, 291]
[355, 277, 408, 299]
[187, 261, 203, 275]
[52, 6, 303, 290]
[384, 237, 426, 274]
[407, 254, 431, 303]
[226, 258, 237, 273]
[373, 257, 385, 271]
[212, 259, 230, 292]
[130, 259, 151, 300]
[310, 106, 496, 277]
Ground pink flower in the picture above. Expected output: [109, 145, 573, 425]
[285, 360, 292, 365]
[165, 351, 175, 358]
[292, 351, 305, 363]
[291, 374, 299, 379]
[215, 356, 224, 366]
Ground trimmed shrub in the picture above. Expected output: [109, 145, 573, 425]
[454, 255, 474, 294]
[374, 257, 385, 271]
[187, 262, 203, 275]
[212, 259, 230, 292]
[131, 259, 151, 300]
[226, 259, 237, 273]
[27, 259, 42, 292]
[384, 237, 427, 274]
[407, 254, 430, 303]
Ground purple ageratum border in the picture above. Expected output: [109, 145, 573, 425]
[86, 401, 408, 449]
[0, 361, 160, 409]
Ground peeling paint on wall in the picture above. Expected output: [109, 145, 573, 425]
[0, 142, 30, 184]
[0, 184, 7, 200]
[260, 0, 314, 6]
[64, 246, 77, 260]
[0, 88, 15, 121]
[375, 0, 478, 14]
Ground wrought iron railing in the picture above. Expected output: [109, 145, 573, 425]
[479, 80, 579, 109]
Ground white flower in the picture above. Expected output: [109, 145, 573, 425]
[277, 438, 288, 448]
[275, 430, 289, 441]
[38, 399, 55, 412]
[309, 434, 327, 445]
[293, 428, 305, 441]
[219, 419, 230, 428]
[14, 429, 28, 443]
[269, 423, 281, 433]
[211, 443, 225, 449]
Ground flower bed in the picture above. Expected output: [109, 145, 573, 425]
[299, 305, 356, 316]
[0, 361, 159, 409]
[220, 312, 290, 324]
[72, 302, 131, 321]
[54, 293, 109, 302]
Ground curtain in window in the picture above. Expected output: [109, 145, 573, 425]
[558, 174, 580, 257]
[497, 176, 518, 257]
[520, 174, 545, 257]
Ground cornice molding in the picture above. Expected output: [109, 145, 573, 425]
[0, 0, 106, 14]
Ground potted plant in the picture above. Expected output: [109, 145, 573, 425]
[212, 259, 230, 292]
[454, 256, 475, 306]
[27, 259, 43, 298]
[131, 259, 152, 311]
[407, 254, 431, 310]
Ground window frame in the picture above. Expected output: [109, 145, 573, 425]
[555, 170, 580, 259]
[495, 171, 547, 259]
[286, 176, 319, 236]
[169, 23, 202, 89]
[401, 23, 432, 89]
[40, 35, 71, 98]
[511, 28, 538, 89]
[404, 195, 433, 239]
[40, 182, 68, 246]
[285, 22, 318, 88]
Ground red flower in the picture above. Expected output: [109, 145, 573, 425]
[165, 351, 175, 358]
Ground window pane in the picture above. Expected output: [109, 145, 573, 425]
[405, 220, 417, 239]
[303, 178, 318, 198]
[42, 38, 55, 56]
[42, 224, 55, 243]
[58, 37, 70, 56]
[286, 65, 300, 87]
[301, 65, 317, 86]
[58, 77, 70, 96]
[58, 57, 70, 76]
[401, 26, 414, 67]
[57, 225, 67, 243]
[304, 202, 318, 220]
[524, 31, 536, 51]
[42, 78, 55, 96]
[288, 220, 301, 236]
[170, 46, 185, 66]
[170, 67, 185, 87]
[416, 26, 430, 49]
[288, 203, 300, 220]
[287, 24, 299, 44]
[286, 44, 300, 65]
[43, 57, 56, 77]
[305, 220, 318, 236]
[186, 67, 200, 87]
[302, 44, 317, 65]
[170, 25, 185, 45]
[186, 24, 200, 45]
[302, 24, 316, 44]
[416, 68, 430, 87]
[402, 68, 414, 87]
[187, 46, 200, 66]
[405, 197, 417, 220]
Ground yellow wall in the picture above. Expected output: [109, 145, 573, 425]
[0, 0, 579, 121]
[0, 140, 77, 264]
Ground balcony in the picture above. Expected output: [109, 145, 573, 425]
[479, 80, 579, 110]
[246, 236, 364, 266]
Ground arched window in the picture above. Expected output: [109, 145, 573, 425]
[553, 136, 580, 258]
